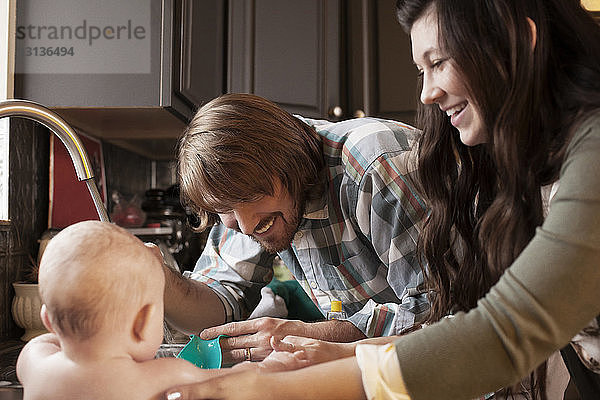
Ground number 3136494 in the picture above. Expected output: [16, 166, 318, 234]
[25, 47, 75, 56]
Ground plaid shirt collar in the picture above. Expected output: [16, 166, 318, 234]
[302, 191, 329, 220]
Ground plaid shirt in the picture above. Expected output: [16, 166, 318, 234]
[186, 116, 429, 336]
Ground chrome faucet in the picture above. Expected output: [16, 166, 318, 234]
[0, 99, 110, 222]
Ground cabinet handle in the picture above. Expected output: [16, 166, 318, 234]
[353, 109, 366, 118]
[328, 106, 343, 118]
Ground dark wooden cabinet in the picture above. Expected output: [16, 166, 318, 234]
[226, 0, 417, 123]
[173, 0, 226, 110]
[15, 0, 228, 115]
[14, 0, 227, 159]
[227, 0, 342, 119]
[15, 0, 167, 109]
[346, 0, 418, 123]
[13, 0, 417, 159]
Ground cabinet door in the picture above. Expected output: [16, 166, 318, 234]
[228, 0, 342, 119]
[347, 0, 418, 123]
[14, 0, 163, 107]
[173, 0, 226, 110]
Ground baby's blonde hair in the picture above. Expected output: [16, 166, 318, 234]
[38, 221, 163, 339]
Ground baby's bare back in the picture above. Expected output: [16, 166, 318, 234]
[23, 356, 213, 400]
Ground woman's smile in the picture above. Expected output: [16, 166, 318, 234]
[411, 5, 485, 146]
[446, 101, 467, 127]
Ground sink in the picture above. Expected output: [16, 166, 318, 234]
[0, 386, 22, 400]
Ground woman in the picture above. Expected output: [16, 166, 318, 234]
[163, 0, 600, 399]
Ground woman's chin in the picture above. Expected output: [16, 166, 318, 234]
[459, 130, 486, 146]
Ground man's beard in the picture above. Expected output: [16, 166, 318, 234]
[250, 202, 303, 254]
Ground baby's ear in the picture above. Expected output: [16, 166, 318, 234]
[40, 304, 54, 333]
[132, 303, 154, 342]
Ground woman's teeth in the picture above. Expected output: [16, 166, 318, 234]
[255, 216, 275, 234]
[446, 103, 466, 117]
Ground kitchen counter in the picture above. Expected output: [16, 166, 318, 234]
[0, 340, 24, 399]
[0, 387, 22, 400]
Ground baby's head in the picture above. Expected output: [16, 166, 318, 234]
[39, 221, 165, 356]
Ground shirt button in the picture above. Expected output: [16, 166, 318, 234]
[310, 281, 317, 289]
[294, 231, 304, 240]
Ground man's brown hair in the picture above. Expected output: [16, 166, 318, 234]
[177, 93, 325, 231]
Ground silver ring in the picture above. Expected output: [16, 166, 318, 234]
[244, 347, 252, 361]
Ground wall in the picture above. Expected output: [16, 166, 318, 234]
[0, 119, 49, 339]
[0, 120, 165, 340]
[103, 141, 153, 211]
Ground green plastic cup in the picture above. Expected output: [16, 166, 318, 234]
[176, 334, 226, 369]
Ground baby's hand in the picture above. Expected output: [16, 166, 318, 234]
[270, 335, 355, 365]
[258, 343, 311, 372]
[230, 340, 310, 373]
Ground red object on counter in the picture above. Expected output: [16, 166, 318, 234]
[48, 132, 107, 229]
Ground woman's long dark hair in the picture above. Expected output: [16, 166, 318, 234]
[397, 0, 600, 398]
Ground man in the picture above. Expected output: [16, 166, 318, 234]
[164, 93, 428, 364]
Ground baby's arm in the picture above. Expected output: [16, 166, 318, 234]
[16, 333, 61, 384]
[147, 357, 241, 400]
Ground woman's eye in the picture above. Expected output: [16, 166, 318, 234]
[431, 58, 447, 69]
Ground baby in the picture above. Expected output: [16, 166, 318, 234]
[16, 220, 220, 400]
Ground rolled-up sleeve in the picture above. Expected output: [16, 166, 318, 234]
[356, 343, 411, 399]
[185, 224, 276, 322]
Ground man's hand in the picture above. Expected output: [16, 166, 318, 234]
[199, 317, 366, 365]
[199, 317, 306, 364]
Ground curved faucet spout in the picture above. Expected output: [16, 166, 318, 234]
[0, 99, 110, 222]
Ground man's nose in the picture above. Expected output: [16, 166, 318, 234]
[219, 210, 259, 235]
[219, 213, 238, 231]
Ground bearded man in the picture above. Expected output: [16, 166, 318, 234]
[164, 93, 428, 365]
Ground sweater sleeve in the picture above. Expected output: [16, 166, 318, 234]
[393, 112, 600, 400]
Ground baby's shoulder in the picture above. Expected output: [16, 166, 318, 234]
[19, 333, 61, 360]
[17, 334, 61, 384]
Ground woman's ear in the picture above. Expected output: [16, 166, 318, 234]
[526, 17, 537, 50]
[132, 303, 154, 342]
[40, 304, 54, 333]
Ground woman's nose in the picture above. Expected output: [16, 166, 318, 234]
[420, 73, 443, 105]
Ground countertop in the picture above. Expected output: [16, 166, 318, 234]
[0, 339, 23, 388]
[0, 340, 24, 399]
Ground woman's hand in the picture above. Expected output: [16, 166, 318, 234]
[164, 369, 276, 400]
[163, 356, 367, 400]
